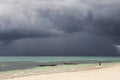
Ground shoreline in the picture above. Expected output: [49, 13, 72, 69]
[0, 62, 119, 80]
[2, 63, 120, 80]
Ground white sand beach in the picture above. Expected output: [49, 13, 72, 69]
[3, 64, 120, 80]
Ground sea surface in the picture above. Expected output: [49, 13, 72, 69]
[0, 56, 120, 62]
[0, 56, 120, 72]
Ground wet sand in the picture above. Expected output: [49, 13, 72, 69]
[2, 64, 120, 80]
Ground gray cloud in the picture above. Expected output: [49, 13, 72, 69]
[0, 33, 119, 56]
[0, 0, 120, 56]
[0, 0, 120, 42]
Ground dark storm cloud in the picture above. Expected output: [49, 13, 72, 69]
[0, 33, 119, 56]
[0, 0, 120, 56]
[0, 0, 120, 42]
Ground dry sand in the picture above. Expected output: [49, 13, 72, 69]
[3, 64, 120, 80]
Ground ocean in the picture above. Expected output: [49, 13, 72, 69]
[0, 56, 120, 62]
[0, 56, 120, 79]
[0, 56, 120, 72]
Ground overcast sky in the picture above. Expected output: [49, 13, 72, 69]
[0, 0, 120, 56]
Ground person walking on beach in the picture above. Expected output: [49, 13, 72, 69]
[99, 61, 101, 66]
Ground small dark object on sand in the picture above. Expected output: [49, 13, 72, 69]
[99, 61, 101, 66]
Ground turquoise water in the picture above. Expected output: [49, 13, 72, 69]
[0, 56, 120, 72]
[0, 56, 120, 63]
